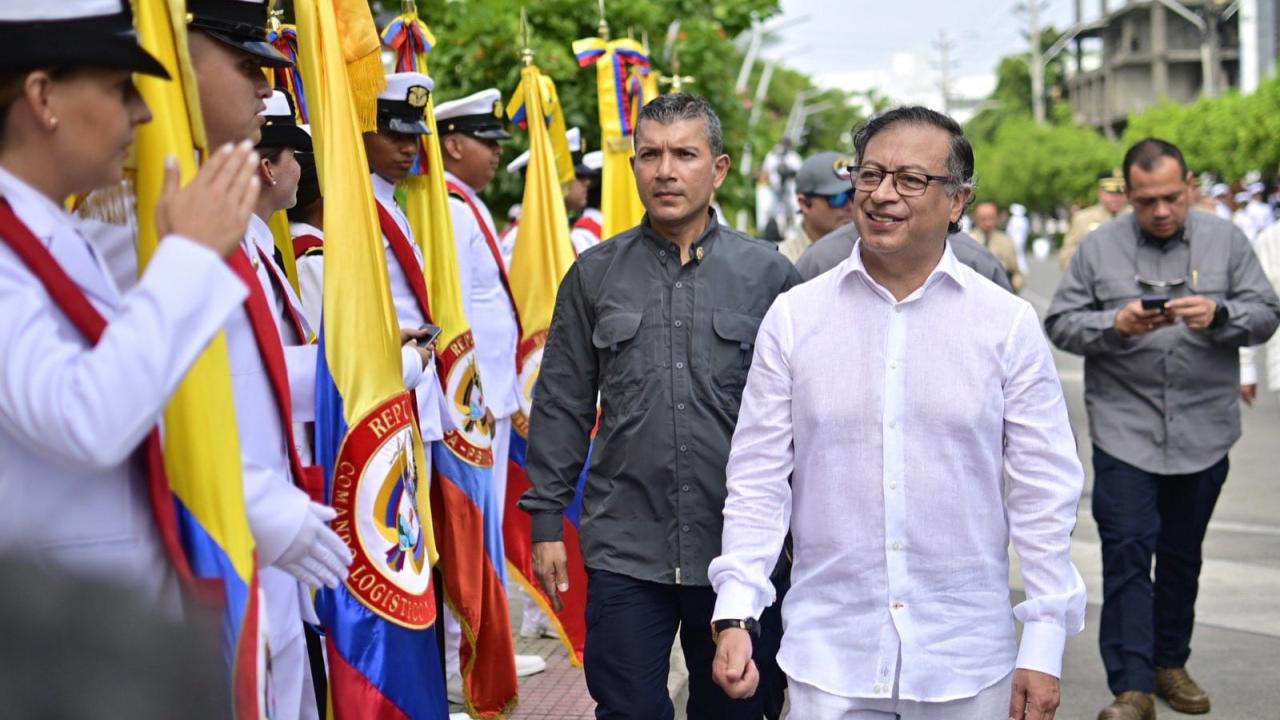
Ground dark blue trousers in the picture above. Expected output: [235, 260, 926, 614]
[1092, 447, 1228, 695]
[583, 568, 785, 720]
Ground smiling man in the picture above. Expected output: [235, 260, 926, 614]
[1047, 138, 1280, 720]
[520, 93, 799, 719]
[708, 106, 1087, 720]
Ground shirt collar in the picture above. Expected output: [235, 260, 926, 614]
[0, 164, 65, 246]
[842, 236, 967, 303]
[246, 214, 275, 253]
[639, 208, 719, 264]
[444, 170, 477, 199]
[370, 172, 398, 207]
[289, 221, 323, 238]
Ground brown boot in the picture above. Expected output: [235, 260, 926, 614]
[1097, 690, 1156, 720]
[1155, 667, 1211, 714]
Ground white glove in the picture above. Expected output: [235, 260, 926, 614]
[275, 502, 353, 589]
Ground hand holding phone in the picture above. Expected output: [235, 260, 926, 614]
[1140, 295, 1169, 312]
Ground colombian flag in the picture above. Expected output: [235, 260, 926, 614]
[384, 8, 519, 717]
[295, 1, 447, 717]
[132, 1, 265, 716]
[501, 62, 589, 666]
[572, 36, 655, 239]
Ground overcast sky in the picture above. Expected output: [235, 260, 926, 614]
[766, 0, 1102, 105]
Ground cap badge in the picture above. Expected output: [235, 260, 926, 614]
[406, 85, 430, 109]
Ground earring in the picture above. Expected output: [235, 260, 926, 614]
[46, 116, 58, 130]
[269, 179, 277, 187]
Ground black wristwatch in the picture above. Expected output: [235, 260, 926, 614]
[1210, 303, 1229, 330]
[711, 618, 761, 642]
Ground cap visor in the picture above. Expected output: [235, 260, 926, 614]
[471, 127, 512, 140]
[388, 118, 432, 135]
[205, 31, 292, 68]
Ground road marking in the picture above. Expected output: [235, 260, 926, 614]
[1010, 538, 1280, 638]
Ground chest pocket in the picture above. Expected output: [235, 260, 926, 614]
[710, 308, 763, 393]
[1094, 278, 1139, 310]
[592, 311, 645, 390]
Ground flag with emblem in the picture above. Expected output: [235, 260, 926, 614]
[294, 1, 447, 717]
[381, 7, 519, 717]
[132, 0, 266, 716]
[572, 35, 655, 239]
[501, 57, 590, 665]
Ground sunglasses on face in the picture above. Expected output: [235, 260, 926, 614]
[816, 190, 853, 209]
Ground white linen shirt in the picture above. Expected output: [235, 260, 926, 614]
[709, 240, 1087, 702]
[446, 171, 520, 418]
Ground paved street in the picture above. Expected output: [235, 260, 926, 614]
[505, 252, 1280, 719]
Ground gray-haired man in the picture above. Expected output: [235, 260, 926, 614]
[519, 93, 800, 719]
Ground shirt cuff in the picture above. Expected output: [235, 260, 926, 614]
[711, 577, 770, 623]
[1015, 620, 1067, 679]
[531, 512, 565, 542]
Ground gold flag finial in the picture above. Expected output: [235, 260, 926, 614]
[520, 6, 534, 66]
[659, 45, 695, 93]
[267, 0, 282, 32]
[597, 0, 610, 41]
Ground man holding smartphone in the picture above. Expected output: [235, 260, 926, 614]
[1046, 138, 1280, 720]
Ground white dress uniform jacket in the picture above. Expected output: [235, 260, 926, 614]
[228, 225, 320, 720]
[446, 171, 519, 419]
[371, 173, 444, 442]
[291, 221, 324, 332]
[0, 166, 246, 610]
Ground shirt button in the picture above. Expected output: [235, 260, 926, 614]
[680, 444, 688, 452]
[887, 419, 897, 429]
[677, 403, 686, 411]
[889, 481, 898, 490]
[889, 361, 898, 370]
[891, 542, 901, 551]
[676, 361, 685, 369]
[682, 484, 690, 492]
[659, 250, 666, 257]
[675, 281, 683, 289]
[674, 320, 683, 328]
[894, 306, 903, 314]
[681, 524, 690, 532]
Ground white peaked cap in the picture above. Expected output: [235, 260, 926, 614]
[379, 71, 435, 101]
[260, 89, 294, 118]
[0, 0, 121, 21]
[435, 88, 502, 120]
[506, 127, 585, 174]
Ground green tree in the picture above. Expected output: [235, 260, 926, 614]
[369, 0, 862, 220]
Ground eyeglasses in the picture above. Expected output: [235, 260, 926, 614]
[1135, 274, 1186, 289]
[848, 165, 953, 197]
[820, 190, 853, 209]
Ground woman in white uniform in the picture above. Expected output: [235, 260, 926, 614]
[0, 1, 260, 609]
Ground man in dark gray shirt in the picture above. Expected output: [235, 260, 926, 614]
[795, 221, 1014, 291]
[1046, 138, 1280, 720]
[519, 94, 799, 720]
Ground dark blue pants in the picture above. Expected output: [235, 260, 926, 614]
[1092, 447, 1228, 695]
[583, 568, 785, 720]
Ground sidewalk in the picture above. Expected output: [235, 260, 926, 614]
[495, 593, 692, 719]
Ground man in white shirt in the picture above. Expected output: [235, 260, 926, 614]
[708, 106, 1086, 720]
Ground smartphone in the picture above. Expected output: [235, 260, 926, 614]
[415, 323, 442, 349]
[1140, 295, 1169, 312]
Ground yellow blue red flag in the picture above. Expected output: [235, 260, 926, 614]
[294, 1, 446, 717]
[573, 36, 655, 238]
[501, 58, 591, 665]
[382, 7, 520, 716]
[133, 0, 265, 716]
